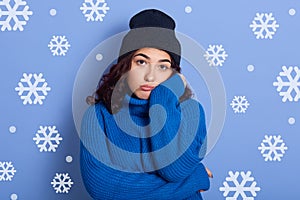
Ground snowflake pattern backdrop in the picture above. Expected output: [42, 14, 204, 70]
[0, 0, 299, 199]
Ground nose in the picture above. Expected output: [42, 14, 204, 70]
[144, 67, 155, 82]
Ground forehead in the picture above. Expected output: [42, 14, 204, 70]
[133, 48, 171, 60]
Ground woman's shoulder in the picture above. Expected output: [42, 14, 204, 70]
[82, 102, 109, 121]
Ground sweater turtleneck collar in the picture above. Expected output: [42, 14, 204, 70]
[122, 94, 150, 118]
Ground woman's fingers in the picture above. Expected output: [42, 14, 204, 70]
[205, 167, 213, 178]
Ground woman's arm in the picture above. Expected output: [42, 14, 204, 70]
[148, 74, 209, 188]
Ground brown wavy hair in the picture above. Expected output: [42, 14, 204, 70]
[87, 50, 193, 114]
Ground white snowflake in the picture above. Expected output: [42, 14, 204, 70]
[33, 126, 63, 152]
[249, 13, 279, 39]
[273, 66, 300, 102]
[258, 135, 288, 161]
[0, 161, 16, 181]
[80, 0, 110, 22]
[48, 36, 71, 56]
[230, 96, 250, 113]
[0, 0, 33, 31]
[15, 73, 51, 105]
[219, 171, 261, 200]
[51, 173, 74, 193]
[204, 44, 228, 67]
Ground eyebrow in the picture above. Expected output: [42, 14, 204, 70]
[133, 53, 171, 64]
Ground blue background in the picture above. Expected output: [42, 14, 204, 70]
[1, 0, 299, 199]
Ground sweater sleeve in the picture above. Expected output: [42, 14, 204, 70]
[148, 74, 209, 186]
[80, 105, 105, 199]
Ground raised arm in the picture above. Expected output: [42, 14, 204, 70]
[147, 74, 209, 189]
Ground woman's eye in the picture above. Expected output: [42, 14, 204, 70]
[136, 60, 146, 65]
[159, 65, 169, 71]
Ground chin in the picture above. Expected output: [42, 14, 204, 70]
[137, 95, 150, 100]
[134, 92, 150, 100]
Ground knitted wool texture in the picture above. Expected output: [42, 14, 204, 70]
[80, 74, 210, 200]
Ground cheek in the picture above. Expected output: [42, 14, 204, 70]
[156, 71, 173, 83]
[127, 69, 141, 91]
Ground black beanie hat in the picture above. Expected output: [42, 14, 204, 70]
[118, 9, 181, 66]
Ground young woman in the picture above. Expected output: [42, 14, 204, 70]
[80, 9, 211, 200]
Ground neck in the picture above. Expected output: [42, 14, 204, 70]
[123, 94, 149, 118]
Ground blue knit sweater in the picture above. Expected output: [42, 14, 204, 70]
[80, 74, 210, 200]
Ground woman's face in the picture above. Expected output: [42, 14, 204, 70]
[127, 48, 173, 99]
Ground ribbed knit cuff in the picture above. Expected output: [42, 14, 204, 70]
[160, 73, 185, 99]
[190, 163, 210, 191]
[151, 73, 185, 100]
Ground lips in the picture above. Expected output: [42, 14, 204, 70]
[140, 84, 155, 91]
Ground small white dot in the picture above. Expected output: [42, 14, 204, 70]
[66, 156, 73, 163]
[96, 53, 103, 61]
[247, 65, 255, 72]
[10, 194, 18, 200]
[289, 8, 296, 16]
[50, 9, 57, 16]
[288, 117, 295, 125]
[9, 126, 16, 133]
[185, 6, 192, 14]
